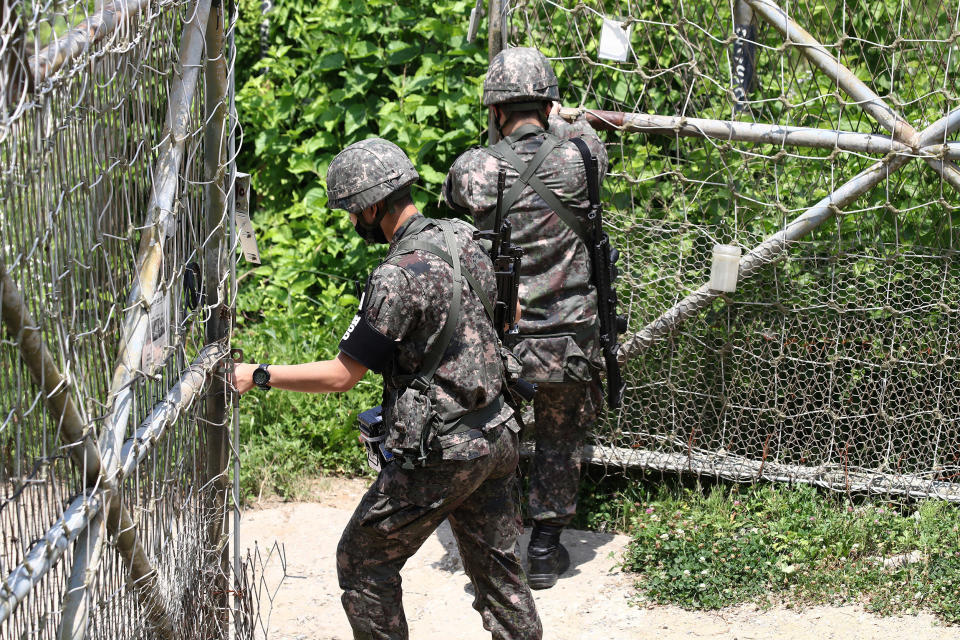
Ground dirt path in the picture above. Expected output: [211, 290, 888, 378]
[240, 478, 960, 639]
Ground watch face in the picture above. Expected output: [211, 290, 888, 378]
[252, 367, 269, 386]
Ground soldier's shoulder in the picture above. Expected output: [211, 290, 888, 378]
[370, 261, 418, 288]
[445, 217, 479, 235]
[449, 145, 495, 176]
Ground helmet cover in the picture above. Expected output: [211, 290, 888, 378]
[482, 47, 560, 107]
[326, 138, 419, 214]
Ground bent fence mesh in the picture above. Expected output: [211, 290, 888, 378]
[0, 1, 263, 638]
[501, 0, 960, 501]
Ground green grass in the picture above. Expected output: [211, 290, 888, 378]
[572, 471, 960, 623]
[234, 307, 377, 502]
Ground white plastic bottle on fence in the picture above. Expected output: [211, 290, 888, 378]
[709, 244, 741, 293]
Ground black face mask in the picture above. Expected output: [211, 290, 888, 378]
[353, 205, 388, 245]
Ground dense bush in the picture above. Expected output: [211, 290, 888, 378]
[232, 0, 489, 497]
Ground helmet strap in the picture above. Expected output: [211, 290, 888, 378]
[491, 106, 506, 139]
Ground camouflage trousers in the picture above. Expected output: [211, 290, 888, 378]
[528, 381, 602, 527]
[336, 426, 542, 640]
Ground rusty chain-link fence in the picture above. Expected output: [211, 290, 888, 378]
[495, 0, 960, 501]
[0, 1, 274, 638]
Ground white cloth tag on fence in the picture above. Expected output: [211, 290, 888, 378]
[235, 172, 261, 264]
[142, 290, 170, 374]
[598, 18, 632, 62]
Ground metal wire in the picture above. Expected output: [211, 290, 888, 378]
[504, 0, 960, 501]
[0, 1, 267, 638]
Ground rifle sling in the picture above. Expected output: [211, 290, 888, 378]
[568, 137, 600, 209]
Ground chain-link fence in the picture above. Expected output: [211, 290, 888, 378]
[498, 0, 960, 501]
[0, 1, 267, 638]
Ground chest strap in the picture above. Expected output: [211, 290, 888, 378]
[386, 219, 509, 444]
[487, 124, 590, 246]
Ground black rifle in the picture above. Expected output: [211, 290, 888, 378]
[475, 170, 536, 402]
[583, 155, 627, 409]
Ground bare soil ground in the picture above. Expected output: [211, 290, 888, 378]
[240, 477, 960, 639]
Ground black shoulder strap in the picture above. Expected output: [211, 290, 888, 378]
[488, 131, 591, 246]
[568, 136, 600, 208]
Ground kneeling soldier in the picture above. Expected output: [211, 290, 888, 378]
[234, 138, 542, 640]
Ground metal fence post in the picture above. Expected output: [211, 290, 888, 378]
[203, 0, 232, 631]
[732, 0, 756, 113]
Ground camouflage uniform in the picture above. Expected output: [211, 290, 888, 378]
[442, 54, 608, 531]
[334, 205, 542, 639]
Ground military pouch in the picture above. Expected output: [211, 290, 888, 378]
[512, 334, 594, 384]
[383, 381, 443, 464]
[500, 345, 537, 403]
[357, 405, 395, 472]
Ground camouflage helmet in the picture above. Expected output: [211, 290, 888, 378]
[326, 138, 419, 214]
[482, 47, 560, 108]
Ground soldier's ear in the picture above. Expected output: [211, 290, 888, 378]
[359, 204, 376, 225]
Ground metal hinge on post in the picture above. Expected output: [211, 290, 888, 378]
[467, 0, 484, 43]
[234, 172, 261, 264]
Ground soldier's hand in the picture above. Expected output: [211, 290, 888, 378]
[232, 362, 257, 395]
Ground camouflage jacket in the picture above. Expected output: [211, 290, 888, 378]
[360, 213, 514, 461]
[443, 112, 608, 382]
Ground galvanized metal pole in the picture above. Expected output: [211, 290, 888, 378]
[0, 259, 99, 477]
[745, 0, 915, 143]
[0, 493, 105, 624]
[120, 344, 228, 477]
[620, 110, 960, 361]
[0, 257, 177, 637]
[745, 0, 960, 193]
[225, 0, 243, 633]
[203, 0, 232, 630]
[28, 0, 152, 84]
[57, 511, 105, 640]
[101, 0, 213, 483]
[556, 107, 913, 155]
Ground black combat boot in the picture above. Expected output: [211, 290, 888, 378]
[526, 522, 570, 590]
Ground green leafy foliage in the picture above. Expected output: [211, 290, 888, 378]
[580, 477, 960, 622]
[233, 0, 488, 497]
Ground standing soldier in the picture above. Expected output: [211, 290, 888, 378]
[235, 138, 542, 640]
[443, 47, 609, 590]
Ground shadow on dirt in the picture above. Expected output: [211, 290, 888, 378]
[430, 519, 622, 582]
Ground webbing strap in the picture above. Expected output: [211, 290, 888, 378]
[568, 137, 600, 210]
[420, 223, 463, 381]
[488, 129, 590, 245]
[392, 239, 495, 322]
[388, 218, 494, 383]
[437, 394, 506, 438]
[498, 136, 562, 217]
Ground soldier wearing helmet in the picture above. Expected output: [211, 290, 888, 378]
[443, 47, 609, 590]
[235, 138, 542, 639]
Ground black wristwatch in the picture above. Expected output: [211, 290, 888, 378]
[252, 364, 271, 391]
